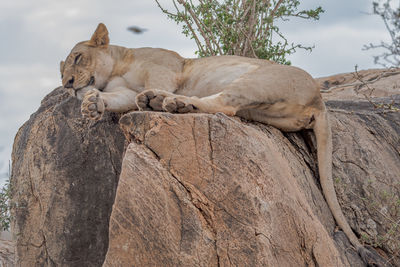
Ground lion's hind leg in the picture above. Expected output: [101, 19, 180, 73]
[236, 108, 317, 132]
[162, 92, 255, 115]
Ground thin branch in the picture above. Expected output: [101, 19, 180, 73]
[177, 0, 223, 55]
[155, 0, 178, 17]
[165, 0, 206, 55]
[263, 0, 284, 44]
[242, 0, 257, 56]
[364, 0, 400, 67]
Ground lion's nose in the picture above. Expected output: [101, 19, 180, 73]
[64, 76, 74, 88]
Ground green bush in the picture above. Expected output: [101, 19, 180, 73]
[0, 180, 11, 231]
[156, 0, 324, 64]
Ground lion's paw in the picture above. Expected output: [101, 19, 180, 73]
[162, 96, 197, 113]
[136, 89, 174, 111]
[81, 89, 105, 120]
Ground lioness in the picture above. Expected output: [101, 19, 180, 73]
[61, 23, 380, 264]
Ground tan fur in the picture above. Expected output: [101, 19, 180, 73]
[61, 23, 365, 255]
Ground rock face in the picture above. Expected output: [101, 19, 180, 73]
[0, 240, 15, 266]
[104, 112, 346, 266]
[11, 88, 125, 266]
[103, 101, 400, 266]
[317, 68, 400, 101]
[10, 71, 400, 266]
[327, 98, 400, 266]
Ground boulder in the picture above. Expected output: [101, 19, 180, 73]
[0, 239, 15, 267]
[104, 112, 346, 266]
[317, 68, 400, 101]
[327, 97, 400, 266]
[10, 69, 400, 266]
[10, 88, 125, 266]
[104, 100, 400, 265]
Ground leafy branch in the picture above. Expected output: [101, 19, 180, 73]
[155, 0, 324, 64]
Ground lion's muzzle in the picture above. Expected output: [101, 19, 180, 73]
[89, 76, 95, 86]
[64, 76, 75, 89]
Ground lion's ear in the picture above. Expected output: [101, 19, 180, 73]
[60, 61, 65, 74]
[88, 23, 109, 47]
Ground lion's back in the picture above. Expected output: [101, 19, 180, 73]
[132, 47, 185, 73]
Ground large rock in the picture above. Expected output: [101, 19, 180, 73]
[10, 70, 400, 266]
[104, 112, 346, 266]
[317, 68, 400, 101]
[10, 88, 125, 266]
[103, 98, 399, 266]
[0, 240, 15, 266]
[327, 97, 400, 266]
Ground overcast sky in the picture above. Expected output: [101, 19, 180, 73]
[0, 0, 392, 182]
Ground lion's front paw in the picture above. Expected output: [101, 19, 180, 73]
[136, 89, 174, 111]
[81, 89, 105, 120]
[162, 96, 197, 113]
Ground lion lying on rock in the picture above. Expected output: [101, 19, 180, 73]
[60, 23, 385, 266]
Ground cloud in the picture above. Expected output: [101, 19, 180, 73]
[298, 0, 373, 24]
[276, 1, 390, 76]
[0, 63, 59, 180]
[282, 22, 390, 76]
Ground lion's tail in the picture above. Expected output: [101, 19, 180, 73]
[314, 107, 390, 265]
[313, 107, 362, 250]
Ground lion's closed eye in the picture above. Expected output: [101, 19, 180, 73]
[74, 54, 82, 65]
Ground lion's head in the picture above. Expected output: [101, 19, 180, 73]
[60, 23, 113, 99]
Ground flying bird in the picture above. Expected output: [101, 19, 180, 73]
[127, 26, 148, 34]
